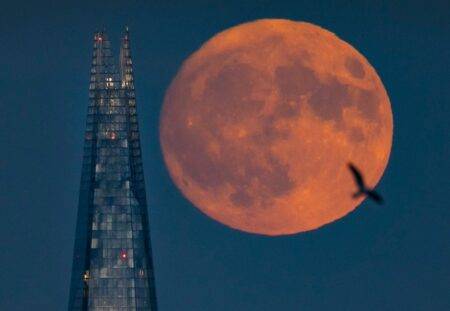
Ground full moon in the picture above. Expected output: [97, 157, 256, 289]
[160, 19, 393, 235]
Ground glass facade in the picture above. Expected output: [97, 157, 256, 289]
[68, 29, 157, 311]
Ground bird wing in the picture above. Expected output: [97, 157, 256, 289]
[367, 190, 384, 204]
[348, 163, 365, 188]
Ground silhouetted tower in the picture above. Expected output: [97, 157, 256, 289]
[68, 28, 158, 311]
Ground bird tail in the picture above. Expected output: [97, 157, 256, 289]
[352, 190, 364, 198]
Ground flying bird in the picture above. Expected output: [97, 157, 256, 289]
[348, 163, 384, 204]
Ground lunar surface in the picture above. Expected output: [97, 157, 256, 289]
[159, 19, 393, 235]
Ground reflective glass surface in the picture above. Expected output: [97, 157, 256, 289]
[69, 30, 157, 311]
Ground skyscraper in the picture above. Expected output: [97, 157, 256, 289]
[68, 28, 158, 311]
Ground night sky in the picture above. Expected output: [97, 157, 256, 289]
[0, 1, 448, 310]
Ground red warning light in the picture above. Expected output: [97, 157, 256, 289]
[120, 250, 128, 261]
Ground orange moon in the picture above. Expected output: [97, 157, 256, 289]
[159, 19, 393, 235]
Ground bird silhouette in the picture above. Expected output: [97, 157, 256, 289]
[348, 163, 384, 204]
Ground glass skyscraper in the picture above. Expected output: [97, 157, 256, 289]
[68, 28, 158, 311]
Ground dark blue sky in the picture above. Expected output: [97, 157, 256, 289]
[0, 1, 448, 310]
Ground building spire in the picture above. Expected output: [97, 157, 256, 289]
[119, 26, 134, 89]
[69, 29, 158, 310]
[90, 30, 119, 91]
